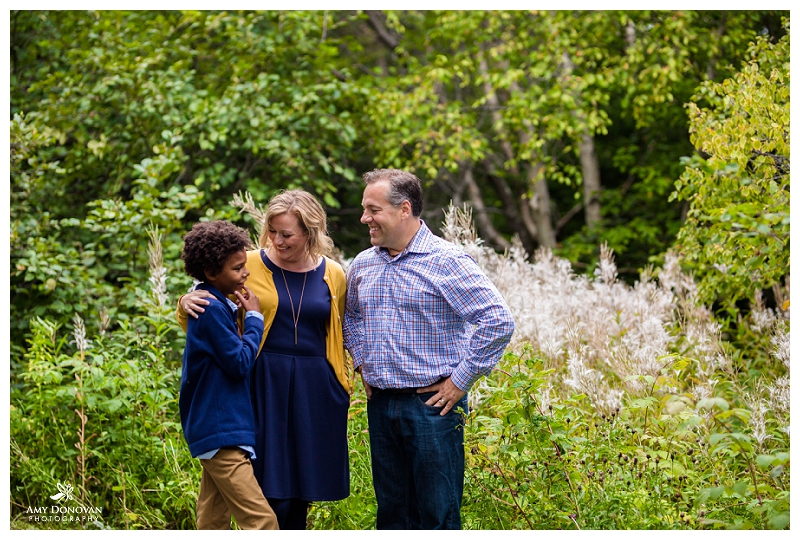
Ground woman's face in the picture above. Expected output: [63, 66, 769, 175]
[268, 212, 309, 264]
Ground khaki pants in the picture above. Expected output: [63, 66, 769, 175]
[196, 447, 279, 530]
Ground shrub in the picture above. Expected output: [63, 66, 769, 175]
[10, 203, 788, 530]
[10, 311, 198, 529]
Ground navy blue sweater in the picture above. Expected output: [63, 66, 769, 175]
[179, 283, 264, 458]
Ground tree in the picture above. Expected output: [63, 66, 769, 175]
[9, 10, 788, 362]
[9, 10, 370, 361]
[349, 10, 786, 276]
[11, 11, 367, 208]
[670, 21, 790, 306]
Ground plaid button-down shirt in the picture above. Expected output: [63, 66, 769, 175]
[343, 221, 514, 391]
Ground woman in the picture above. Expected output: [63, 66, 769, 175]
[176, 190, 351, 530]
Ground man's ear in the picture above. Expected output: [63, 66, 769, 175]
[400, 199, 412, 219]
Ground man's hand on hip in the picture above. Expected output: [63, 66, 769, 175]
[419, 377, 466, 416]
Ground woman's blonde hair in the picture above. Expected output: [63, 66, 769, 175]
[259, 190, 334, 259]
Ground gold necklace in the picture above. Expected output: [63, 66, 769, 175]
[279, 267, 307, 346]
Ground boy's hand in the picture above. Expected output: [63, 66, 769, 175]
[234, 286, 260, 314]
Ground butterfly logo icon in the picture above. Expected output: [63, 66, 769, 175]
[50, 482, 74, 502]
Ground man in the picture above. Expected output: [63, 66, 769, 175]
[343, 168, 515, 529]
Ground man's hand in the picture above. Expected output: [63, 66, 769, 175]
[360, 372, 373, 400]
[419, 377, 466, 416]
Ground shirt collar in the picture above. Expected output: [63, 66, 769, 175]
[374, 219, 431, 259]
[404, 219, 432, 254]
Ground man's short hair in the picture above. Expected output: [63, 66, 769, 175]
[363, 168, 423, 217]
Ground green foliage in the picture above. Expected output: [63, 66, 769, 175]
[307, 389, 377, 530]
[10, 310, 198, 529]
[10, 112, 63, 254]
[10, 113, 206, 366]
[352, 10, 785, 276]
[11, 10, 788, 286]
[9, 10, 789, 531]
[12, 11, 365, 208]
[453, 350, 789, 530]
[11, 304, 788, 530]
[10, 10, 373, 361]
[670, 24, 790, 306]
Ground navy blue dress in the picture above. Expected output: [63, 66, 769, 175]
[251, 251, 350, 502]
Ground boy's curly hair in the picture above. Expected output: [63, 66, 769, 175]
[181, 220, 253, 282]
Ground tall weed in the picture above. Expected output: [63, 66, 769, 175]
[439, 205, 790, 530]
[10, 204, 788, 529]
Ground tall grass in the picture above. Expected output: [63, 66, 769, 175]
[9, 207, 789, 529]
[310, 205, 789, 529]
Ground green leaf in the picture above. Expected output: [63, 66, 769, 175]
[103, 398, 124, 413]
[755, 454, 775, 469]
[731, 481, 748, 496]
[708, 432, 729, 446]
[767, 512, 789, 530]
[697, 397, 729, 411]
[769, 465, 785, 478]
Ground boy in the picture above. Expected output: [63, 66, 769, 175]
[179, 220, 278, 530]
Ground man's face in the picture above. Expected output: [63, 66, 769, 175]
[360, 180, 407, 254]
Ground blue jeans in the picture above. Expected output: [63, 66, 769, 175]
[367, 389, 468, 529]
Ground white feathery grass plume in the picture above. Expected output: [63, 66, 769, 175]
[747, 396, 769, 446]
[767, 325, 790, 430]
[439, 204, 726, 414]
[72, 313, 90, 360]
[691, 379, 718, 408]
[98, 306, 110, 337]
[751, 289, 777, 334]
[771, 325, 790, 372]
[230, 191, 267, 246]
[768, 376, 790, 423]
[595, 243, 618, 285]
[440, 203, 788, 427]
[536, 383, 555, 415]
[147, 226, 169, 308]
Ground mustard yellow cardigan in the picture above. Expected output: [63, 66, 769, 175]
[176, 249, 352, 394]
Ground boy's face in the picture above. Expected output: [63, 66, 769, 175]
[206, 250, 249, 296]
